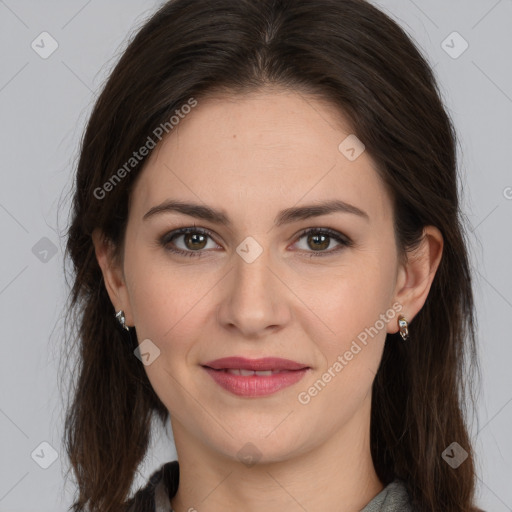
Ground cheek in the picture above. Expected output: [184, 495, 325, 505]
[126, 263, 204, 401]
[131, 279, 202, 351]
[298, 264, 391, 420]
[124, 241, 208, 337]
[302, 257, 393, 349]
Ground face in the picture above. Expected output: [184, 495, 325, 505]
[108, 89, 408, 463]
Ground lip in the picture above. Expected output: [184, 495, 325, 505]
[203, 357, 309, 371]
[202, 357, 310, 397]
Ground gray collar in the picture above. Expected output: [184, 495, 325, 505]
[133, 462, 414, 512]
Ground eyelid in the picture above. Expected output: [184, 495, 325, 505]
[159, 226, 221, 250]
[159, 225, 353, 257]
[295, 227, 352, 246]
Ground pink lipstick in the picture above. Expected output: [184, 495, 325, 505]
[202, 357, 310, 397]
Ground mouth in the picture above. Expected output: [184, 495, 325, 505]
[202, 356, 310, 372]
[207, 368, 298, 376]
[201, 357, 311, 397]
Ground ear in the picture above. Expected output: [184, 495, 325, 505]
[92, 228, 134, 327]
[387, 225, 443, 334]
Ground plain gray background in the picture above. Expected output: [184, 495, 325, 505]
[0, 1, 511, 510]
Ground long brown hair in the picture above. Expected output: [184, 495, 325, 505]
[62, 0, 483, 510]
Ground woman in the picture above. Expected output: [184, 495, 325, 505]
[63, 0, 484, 511]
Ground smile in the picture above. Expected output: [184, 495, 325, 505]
[202, 366, 309, 397]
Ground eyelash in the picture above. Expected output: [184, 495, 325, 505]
[159, 225, 353, 258]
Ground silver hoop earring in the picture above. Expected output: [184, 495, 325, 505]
[397, 315, 409, 341]
[115, 310, 130, 331]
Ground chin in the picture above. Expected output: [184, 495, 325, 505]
[207, 429, 311, 467]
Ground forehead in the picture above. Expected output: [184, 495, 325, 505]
[130, 90, 392, 227]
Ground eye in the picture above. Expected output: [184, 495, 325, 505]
[292, 228, 352, 257]
[159, 226, 220, 258]
[159, 226, 353, 258]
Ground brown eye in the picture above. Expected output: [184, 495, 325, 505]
[306, 233, 330, 251]
[293, 228, 352, 257]
[160, 227, 218, 257]
[182, 232, 208, 250]
[159, 226, 352, 259]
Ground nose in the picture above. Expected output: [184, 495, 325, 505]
[216, 243, 291, 339]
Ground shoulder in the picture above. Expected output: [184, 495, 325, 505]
[360, 478, 416, 512]
[124, 460, 179, 512]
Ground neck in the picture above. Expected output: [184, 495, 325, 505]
[169, 398, 384, 512]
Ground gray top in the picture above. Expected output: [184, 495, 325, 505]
[360, 479, 415, 511]
[125, 461, 415, 511]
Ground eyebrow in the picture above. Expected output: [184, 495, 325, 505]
[142, 199, 370, 226]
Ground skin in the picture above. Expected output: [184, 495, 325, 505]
[93, 88, 443, 512]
